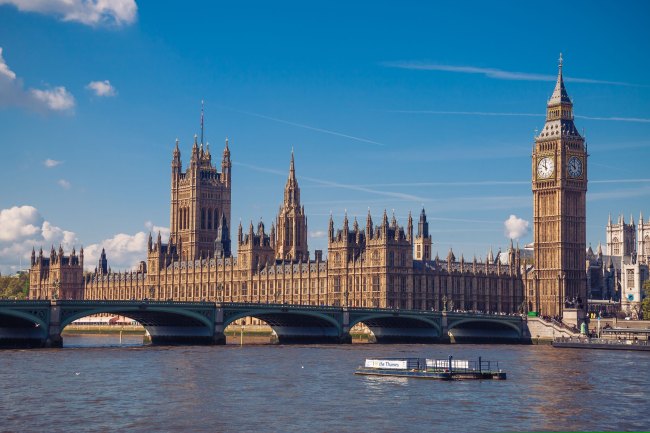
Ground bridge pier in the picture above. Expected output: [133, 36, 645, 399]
[213, 306, 226, 345]
[440, 312, 451, 343]
[45, 302, 63, 348]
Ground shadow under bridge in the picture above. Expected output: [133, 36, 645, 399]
[446, 315, 523, 343]
[59, 301, 217, 346]
[348, 310, 443, 343]
[223, 305, 348, 344]
[0, 301, 50, 348]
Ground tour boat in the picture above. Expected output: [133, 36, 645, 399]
[355, 356, 506, 380]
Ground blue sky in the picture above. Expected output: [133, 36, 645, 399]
[0, 1, 649, 272]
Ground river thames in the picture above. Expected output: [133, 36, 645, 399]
[1, 337, 648, 432]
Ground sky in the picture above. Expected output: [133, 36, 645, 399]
[0, 0, 649, 274]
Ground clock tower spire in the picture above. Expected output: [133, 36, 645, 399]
[530, 55, 588, 322]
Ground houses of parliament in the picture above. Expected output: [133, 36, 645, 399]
[29, 58, 600, 320]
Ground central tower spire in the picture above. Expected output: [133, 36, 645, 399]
[275, 149, 308, 261]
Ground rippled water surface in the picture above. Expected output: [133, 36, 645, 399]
[1, 336, 649, 432]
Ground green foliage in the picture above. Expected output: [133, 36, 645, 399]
[642, 280, 650, 320]
[0, 273, 29, 299]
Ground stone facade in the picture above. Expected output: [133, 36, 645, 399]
[527, 55, 588, 318]
[29, 134, 524, 313]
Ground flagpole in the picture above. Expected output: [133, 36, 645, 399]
[200, 99, 204, 145]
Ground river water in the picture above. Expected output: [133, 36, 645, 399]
[1, 336, 648, 432]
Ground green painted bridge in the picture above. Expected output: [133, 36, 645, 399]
[0, 300, 525, 348]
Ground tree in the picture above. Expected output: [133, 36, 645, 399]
[0, 273, 29, 299]
[640, 279, 650, 319]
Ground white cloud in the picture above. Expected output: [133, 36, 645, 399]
[0, 206, 42, 242]
[44, 159, 63, 168]
[0, 47, 16, 80]
[144, 221, 170, 242]
[0, 205, 171, 274]
[85, 222, 169, 271]
[0, 205, 78, 273]
[0, 47, 75, 113]
[309, 230, 326, 239]
[0, 0, 138, 27]
[86, 80, 116, 97]
[382, 61, 644, 87]
[57, 179, 71, 189]
[504, 215, 530, 240]
[30, 87, 75, 111]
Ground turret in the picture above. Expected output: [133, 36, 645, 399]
[381, 209, 389, 237]
[222, 137, 231, 187]
[31, 247, 35, 266]
[172, 139, 181, 177]
[191, 134, 199, 166]
[407, 211, 413, 243]
[328, 214, 334, 242]
[365, 209, 373, 240]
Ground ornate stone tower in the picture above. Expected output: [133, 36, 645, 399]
[169, 133, 232, 260]
[414, 208, 432, 261]
[274, 150, 308, 261]
[638, 212, 650, 264]
[531, 55, 588, 318]
[606, 214, 636, 257]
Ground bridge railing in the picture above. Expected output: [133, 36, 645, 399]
[0, 300, 51, 306]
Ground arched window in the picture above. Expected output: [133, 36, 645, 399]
[389, 251, 394, 267]
[207, 209, 212, 230]
[645, 235, 650, 256]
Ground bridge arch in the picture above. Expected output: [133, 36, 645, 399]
[224, 309, 344, 344]
[59, 302, 215, 346]
[448, 317, 522, 342]
[0, 308, 49, 347]
[349, 312, 442, 343]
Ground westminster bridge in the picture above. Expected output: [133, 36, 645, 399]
[0, 300, 526, 348]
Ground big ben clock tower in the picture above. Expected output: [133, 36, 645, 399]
[531, 55, 588, 321]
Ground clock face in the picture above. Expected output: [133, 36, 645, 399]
[567, 156, 583, 178]
[537, 157, 554, 179]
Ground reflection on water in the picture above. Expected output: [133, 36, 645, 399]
[1, 339, 648, 433]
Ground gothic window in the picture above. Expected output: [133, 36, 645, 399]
[335, 253, 341, 264]
[208, 209, 212, 230]
[626, 269, 635, 290]
[400, 253, 405, 267]
[334, 277, 341, 293]
[372, 251, 379, 265]
[400, 277, 406, 292]
[372, 276, 380, 291]
[612, 237, 620, 255]
[201, 208, 206, 229]
[645, 236, 650, 256]
[389, 252, 394, 267]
